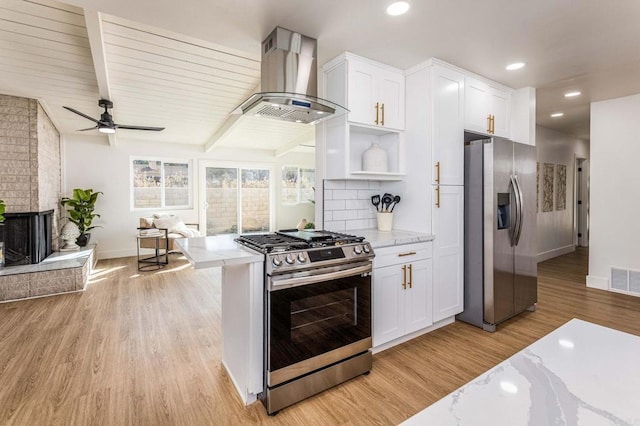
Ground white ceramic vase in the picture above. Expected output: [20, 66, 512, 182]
[362, 143, 388, 173]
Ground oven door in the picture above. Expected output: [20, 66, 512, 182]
[267, 262, 372, 387]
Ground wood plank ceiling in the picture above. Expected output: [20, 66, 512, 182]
[0, 0, 316, 152]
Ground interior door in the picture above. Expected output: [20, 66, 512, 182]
[513, 142, 537, 313]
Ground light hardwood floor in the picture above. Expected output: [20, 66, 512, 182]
[1, 248, 639, 425]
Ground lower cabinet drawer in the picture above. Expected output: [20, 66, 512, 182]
[373, 242, 432, 269]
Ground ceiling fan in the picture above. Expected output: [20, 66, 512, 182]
[63, 99, 165, 134]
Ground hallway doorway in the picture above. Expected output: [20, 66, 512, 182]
[575, 157, 589, 247]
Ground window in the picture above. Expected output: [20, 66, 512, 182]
[204, 166, 271, 235]
[132, 158, 192, 210]
[282, 166, 315, 205]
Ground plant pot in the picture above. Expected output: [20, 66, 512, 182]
[76, 233, 91, 247]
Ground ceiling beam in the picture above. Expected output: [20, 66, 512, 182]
[275, 132, 315, 157]
[204, 114, 244, 152]
[84, 9, 116, 147]
[203, 83, 260, 152]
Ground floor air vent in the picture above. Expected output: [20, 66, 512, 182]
[611, 267, 640, 296]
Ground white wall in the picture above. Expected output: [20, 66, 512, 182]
[588, 93, 640, 290]
[535, 125, 589, 261]
[62, 134, 314, 259]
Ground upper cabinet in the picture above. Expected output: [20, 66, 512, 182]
[464, 76, 511, 138]
[431, 65, 465, 186]
[326, 53, 405, 131]
[320, 53, 406, 180]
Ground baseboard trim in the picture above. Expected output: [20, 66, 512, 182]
[537, 245, 575, 263]
[97, 248, 137, 260]
[586, 275, 608, 290]
[372, 317, 455, 354]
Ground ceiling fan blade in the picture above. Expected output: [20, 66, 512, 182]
[77, 126, 98, 131]
[63, 106, 101, 124]
[115, 124, 165, 131]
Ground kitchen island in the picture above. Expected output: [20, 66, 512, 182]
[403, 319, 640, 425]
[175, 235, 264, 405]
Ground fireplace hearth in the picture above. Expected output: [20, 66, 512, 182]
[2, 210, 53, 266]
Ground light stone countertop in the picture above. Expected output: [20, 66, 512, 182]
[354, 229, 435, 249]
[175, 234, 263, 269]
[402, 318, 640, 425]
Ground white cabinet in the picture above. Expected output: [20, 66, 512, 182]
[431, 65, 465, 186]
[464, 76, 511, 138]
[321, 53, 406, 180]
[432, 185, 464, 322]
[373, 243, 433, 347]
[346, 56, 405, 130]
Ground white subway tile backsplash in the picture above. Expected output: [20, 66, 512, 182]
[345, 199, 370, 210]
[322, 180, 392, 232]
[357, 189, 378, 199]
[332, 190, 358, 200]
[358, 209, 375, 219]
[324, 180, 346, 190]
[333, 210, 358, 221]
[344, 180, 370, 190]
[324, 200, 346, 210]
[324, 220, 346, 231]
[345, 219, 369, 230]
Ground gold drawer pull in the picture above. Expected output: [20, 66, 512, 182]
[398, 251, 417, 257]
[402, 265, 407, 289]
[375, 102, 379, 125]
[408, 264, 413, 289]
[435, 161, 441, 184]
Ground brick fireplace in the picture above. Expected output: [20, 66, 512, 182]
[0, 94, 62, 248]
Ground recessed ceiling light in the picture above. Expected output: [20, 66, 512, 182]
[564, 91, 582, 98]
[550, 112, 564, 118]
[386, 1, 411, 16]
[505, 62, 525, 71]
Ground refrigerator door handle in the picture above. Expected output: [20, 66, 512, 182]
[513, 175, 525, 246]
[509, 175, 521, 247]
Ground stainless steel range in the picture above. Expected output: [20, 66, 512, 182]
[236, 230, 374, 415]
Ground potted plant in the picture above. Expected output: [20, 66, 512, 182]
[60, 189, 102, 247]
[0, 199, 5, 223]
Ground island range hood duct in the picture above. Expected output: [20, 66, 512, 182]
[232, 27, 347, 125]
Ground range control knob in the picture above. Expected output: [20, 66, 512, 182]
[272, 256, 282, 267]
[285, 254, 296, 265]
[353, 245, 363, 255]
[363, 244, 371, 254]
[297, 253, 307, 263]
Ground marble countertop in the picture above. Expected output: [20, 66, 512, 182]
[354, 229, 434, 249]
[175, 234, 263, 269]
[403, 319, 640, 425]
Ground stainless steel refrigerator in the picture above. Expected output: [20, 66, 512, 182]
[457, 135, 537, 332]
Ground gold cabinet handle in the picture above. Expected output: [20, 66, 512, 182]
[435, 161, 441, 184]
[487, 114, 492, 133]
[408, 264, 413, 289]
[402, 265, 407, 290]
[491, 114, 495, 134]
[398, 251, 417, 257]
[375, 102, 379, 125]
[435, 185, 441, 208]
[381, 103, 385, 126]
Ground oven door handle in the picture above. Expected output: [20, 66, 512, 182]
[269, 263, 372, 291]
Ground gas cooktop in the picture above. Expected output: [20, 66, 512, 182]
[236, 230, 365, 253]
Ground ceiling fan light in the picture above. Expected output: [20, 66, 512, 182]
[99, 127, 116, 134]
[386, 1, 411, 16]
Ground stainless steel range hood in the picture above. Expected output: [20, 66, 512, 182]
[232, 27, 346, 125]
